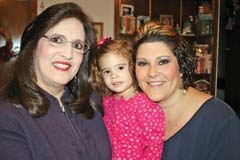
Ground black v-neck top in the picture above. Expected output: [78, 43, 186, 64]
[162, 97, 240, 160]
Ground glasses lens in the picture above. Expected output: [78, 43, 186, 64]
[49, 35, 66, 46]
[43, 34, 89, 54]
[72, 41, 89, 54]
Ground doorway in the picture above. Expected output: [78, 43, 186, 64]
[218, 0, 240, 116]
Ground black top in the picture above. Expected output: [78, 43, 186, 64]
[162, 97, 240, 160]
[0, 88, 112, 160]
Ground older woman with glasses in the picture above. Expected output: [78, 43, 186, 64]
[0, 2, 111, 160]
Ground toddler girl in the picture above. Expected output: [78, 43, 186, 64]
[92, 37, 165, 159]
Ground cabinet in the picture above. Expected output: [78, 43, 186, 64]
[0, 0, 37, 63]
[114, 0, 219, 95]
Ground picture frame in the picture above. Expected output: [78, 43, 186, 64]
[92, 22, 103, 41]
[136, 16, 151, 29]
[159, 14, 174, 27]
[120, 4, 134, 16]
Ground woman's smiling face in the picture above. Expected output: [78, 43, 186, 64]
[34, 18, 85, 92]
[135, 42, 182, 102]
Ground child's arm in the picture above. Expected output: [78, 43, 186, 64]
[140, 100, 165, 159]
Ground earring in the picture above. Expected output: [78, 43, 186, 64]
[182, 89, 187, 94]
[179, 84, 187, 94]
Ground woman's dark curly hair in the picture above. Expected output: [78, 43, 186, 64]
[133, 21, 196, 90]
[0, 2, 97, 118]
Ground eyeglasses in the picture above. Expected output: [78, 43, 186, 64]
[42, 34, 89, 54]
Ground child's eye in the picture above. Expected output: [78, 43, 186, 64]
[118, 65, 125, 70]
[159, 59, 169, 65]
[102, 70, 110, 75]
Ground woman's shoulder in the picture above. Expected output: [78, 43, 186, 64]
[190, 96, 240, 131]
[0, 100, 29, 124]
[185, 88, 239, 126]
[188, 88, 236, 118]
[201, 96, 238, 117]
[0, 100, 30, 135]
[0, 100, 24, 114]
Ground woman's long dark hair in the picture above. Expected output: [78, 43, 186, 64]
[0, 2, 97, 119]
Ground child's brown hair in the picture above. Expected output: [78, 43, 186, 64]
[92, 38, 137, 97]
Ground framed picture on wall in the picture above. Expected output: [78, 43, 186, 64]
[92, 22, 103, 41]
[159, 14, 174, 27]
[120, 4, 134, 16]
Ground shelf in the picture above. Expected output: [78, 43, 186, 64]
[181, 34, 213, 38]
[114, 0, 219, 95]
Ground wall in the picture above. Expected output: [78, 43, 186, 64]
[38, 0, 114, 38]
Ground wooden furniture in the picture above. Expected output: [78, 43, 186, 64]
[0, 0, 37, 60]
[114, 0, 219, 95]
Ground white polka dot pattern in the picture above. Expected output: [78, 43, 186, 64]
[103, 92, 165, 160]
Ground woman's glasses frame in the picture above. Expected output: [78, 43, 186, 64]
[42, 34, 89, 54]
